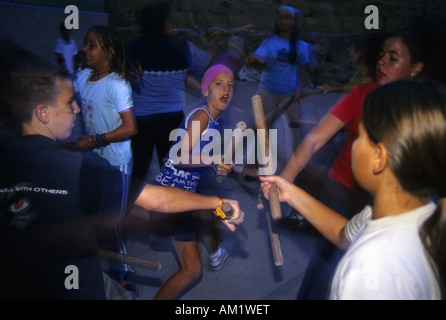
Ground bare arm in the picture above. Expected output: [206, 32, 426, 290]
[280, 112, 345, 182]
[102, 108, 138, 143]
[260, 175, 349, 249]
[134, 184, 243, 231]
[245, 53, 265, 71]
[76, 108, 138, 150]
[175, 109, 232, 175]
[185, 75, 202, 92]
[135, 184, 220, 212]
[178, 108, 210, 167]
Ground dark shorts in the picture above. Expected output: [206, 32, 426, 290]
[152, 175, 198, 242]
[170, 211, 197, 242]
[153, 157, 205, 242]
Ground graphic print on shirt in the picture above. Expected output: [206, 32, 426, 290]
[83, 99, 96, 131]
[276, 48, 292, 64]
[0, 183, 38, 229]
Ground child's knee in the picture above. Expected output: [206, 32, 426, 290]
[182, 261, 203, 281]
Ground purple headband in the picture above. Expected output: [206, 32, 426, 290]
[201, 64, 234, 96]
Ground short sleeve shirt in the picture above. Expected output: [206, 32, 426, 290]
[330, 203, 440, 300]
[328, 82, 378, 190]
[254, 35, 310, 95]
[74, 68, 133, 166]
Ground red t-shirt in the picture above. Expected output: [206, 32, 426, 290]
[328, 81, 378, 190]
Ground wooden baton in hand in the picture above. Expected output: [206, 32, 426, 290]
[217, 121, 247, 183]
[252, 94, 283, 266]
[252, 95, 281, 220]
[216, 202, 249, 241]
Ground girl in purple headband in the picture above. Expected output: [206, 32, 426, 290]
[153, 64, 243, 300]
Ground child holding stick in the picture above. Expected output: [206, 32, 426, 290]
[262, 79, 446, 299]
[154, 64, 242, 300]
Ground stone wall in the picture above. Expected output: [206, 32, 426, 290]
[108, 0, 445, 32]
[107, 0, 445, 85]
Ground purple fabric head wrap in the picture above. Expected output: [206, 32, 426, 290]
[201, 64, 234, 96]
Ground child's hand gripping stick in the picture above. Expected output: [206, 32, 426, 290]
[215, 201, 249, 241]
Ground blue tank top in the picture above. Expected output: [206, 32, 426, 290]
[155, 106, 220, 192]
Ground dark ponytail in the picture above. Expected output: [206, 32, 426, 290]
[420, 198, 446, 299]
[362, 79, 446, 299]
[274, 7, 302, 65]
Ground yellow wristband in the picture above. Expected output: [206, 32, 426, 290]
[214, 199, 227, 220]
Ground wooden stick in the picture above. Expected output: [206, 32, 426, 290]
[288, 118, 318, 126]
[228, 121, 247, 157]
[206, 24, 254, 42]
[232, 164, 258, 178]
[217, 121, 247, 183]
[252, 95, 281, 220]
[266, 205, 284, 266]
[98, 249, 162, 271]
[252, 95, 283, 266]
[221, 202, 249, 241]
[227, 24, 255, 34]
[279, 89, 323, 115]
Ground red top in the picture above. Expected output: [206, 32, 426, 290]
[328, 81, 378, 190]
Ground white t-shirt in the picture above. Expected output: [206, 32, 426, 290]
[330, 202, 440, 300]
[54, 38, 78, 74]
[74, 68, 133, 167]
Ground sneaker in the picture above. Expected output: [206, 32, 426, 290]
[121, 270, 138, 299]
[209, 246, 229, 271]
